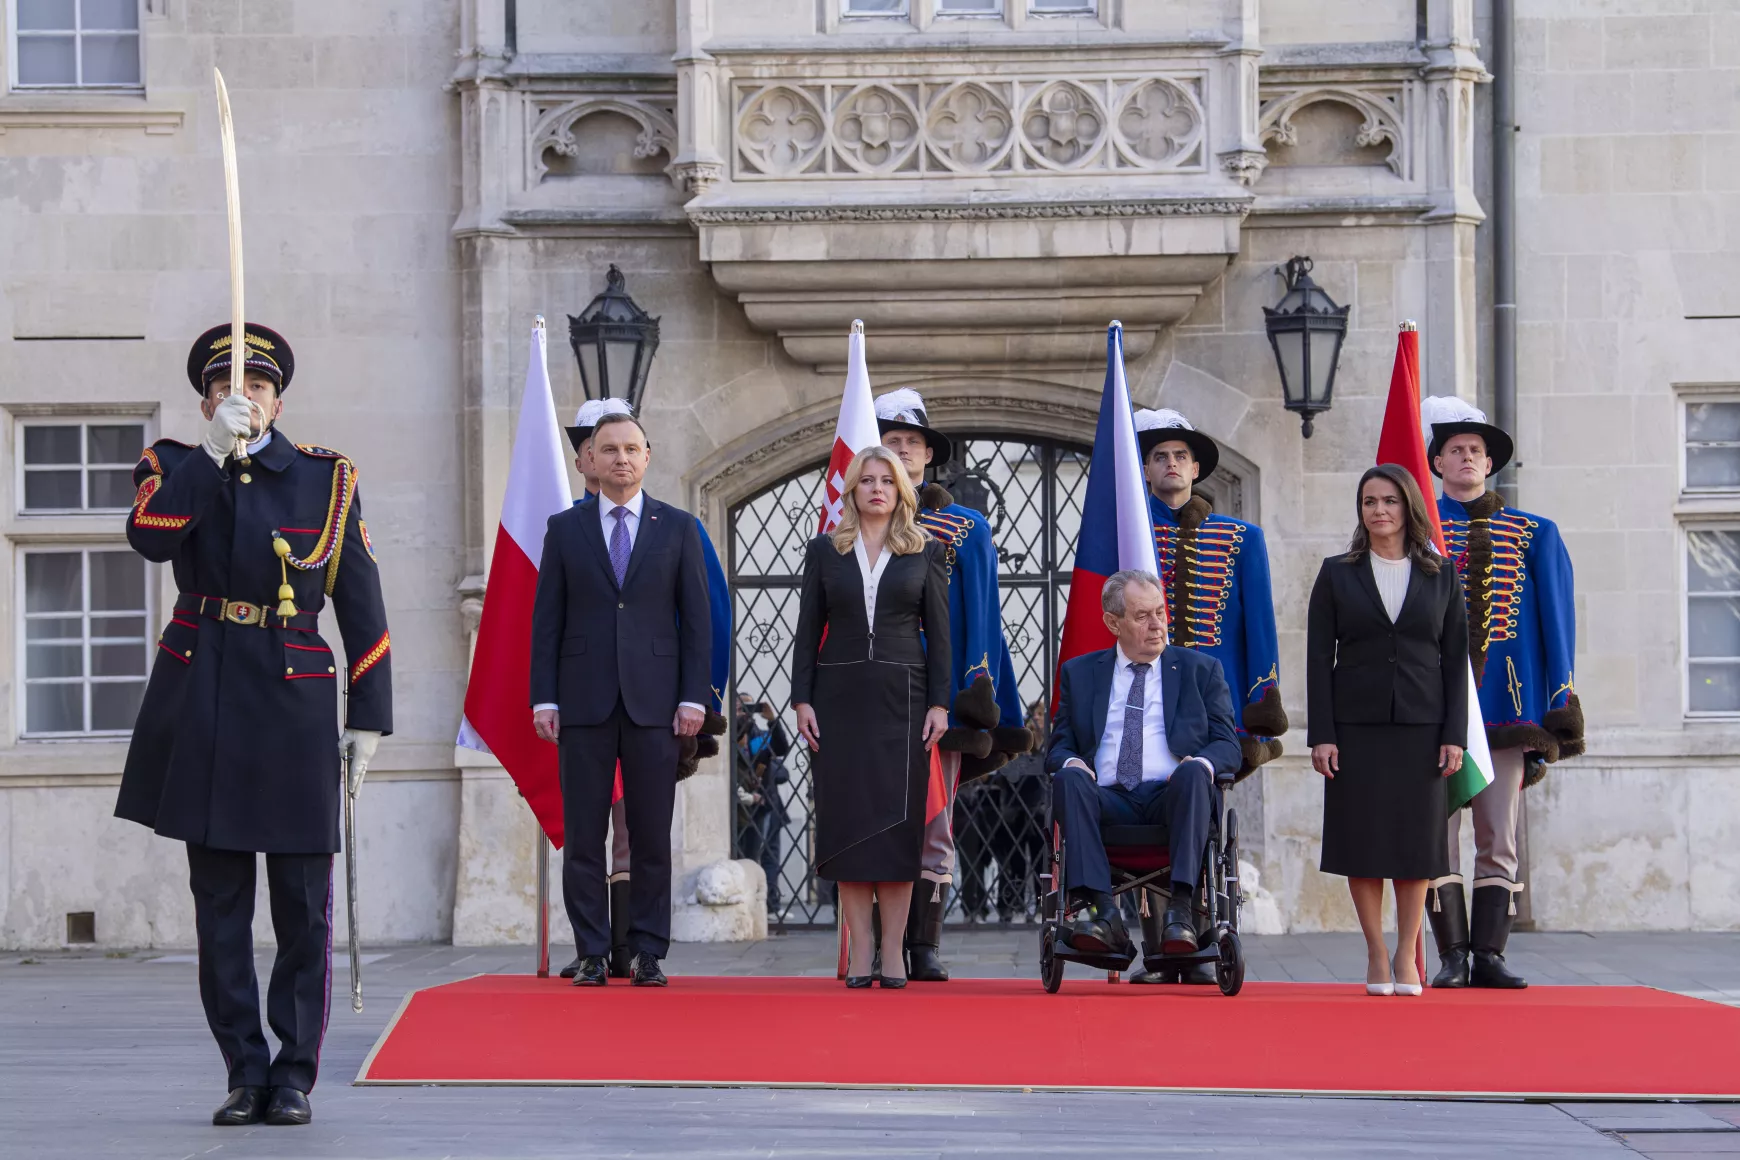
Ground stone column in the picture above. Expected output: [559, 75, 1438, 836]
[1420, 0, 1489, 401]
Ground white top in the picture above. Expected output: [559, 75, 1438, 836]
[600, 488, 645, 552]
[246, 430, 272, 455]
[1062, 646, 1187, 787]
[852, 534, 892, 632]
[1370, 552, 1412, 622]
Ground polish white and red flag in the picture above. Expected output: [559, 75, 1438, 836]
[458, 317, 573, 845]
[818, 320, 881, 533]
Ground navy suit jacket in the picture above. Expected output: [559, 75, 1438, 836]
[1045, 646, 1242, 783]
[529, 492, 712, 727]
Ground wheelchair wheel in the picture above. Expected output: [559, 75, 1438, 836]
[1040, 926, 1065, 994]
[1215, 929, 1245, 997]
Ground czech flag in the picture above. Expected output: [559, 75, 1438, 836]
[1056, 322, 1161, 690]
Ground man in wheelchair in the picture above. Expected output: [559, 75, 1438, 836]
[1046, 570, 1242, 962]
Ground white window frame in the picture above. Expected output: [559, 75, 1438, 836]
[1028, 0, 1097, 14]
[935, 0, 1004, 18]
[15, 416, 146, 514]
[840, 0, 911, 19]
[1682, 393, 1740, 495]
[7, 0, 144, 92]
[16, 544, 152, 739]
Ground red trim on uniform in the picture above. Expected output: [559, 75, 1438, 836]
[157, 641, 192, 664]
[170, 617, 199, 630]
[278, 527, 321, 534]
[285, 672, 336, 680]
[284, 642, 332, 653]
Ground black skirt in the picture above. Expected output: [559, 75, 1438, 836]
[1319, 722, 1449, 880]
[813, 657, 928, 883]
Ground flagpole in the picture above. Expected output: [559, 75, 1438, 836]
[535, 819, 550, 978]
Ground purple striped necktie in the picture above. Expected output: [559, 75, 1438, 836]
[609, 506, 631, 587]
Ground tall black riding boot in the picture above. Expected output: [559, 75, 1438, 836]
[1428, 879, 1471, 988]
[906, 883, 950, 982]
[1470, 883, 1528, 989]
[608, 879, 633, 979]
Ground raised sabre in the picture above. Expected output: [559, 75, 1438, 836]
[343, 676, 363, 1012]
[212, 69, 265, 457]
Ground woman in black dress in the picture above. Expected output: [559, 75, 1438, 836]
[793, 445, 951, 988]
[1307, 464, 1467, 996]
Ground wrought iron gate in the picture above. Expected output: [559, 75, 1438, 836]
[728, 434, 1090, 928]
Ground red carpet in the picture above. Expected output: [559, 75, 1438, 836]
[356, 975, 1740, 1098]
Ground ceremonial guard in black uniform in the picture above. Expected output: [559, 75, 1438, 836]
[115, 324, 392, 1126]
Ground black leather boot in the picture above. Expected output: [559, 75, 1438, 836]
[608, 878, 633, 979]
[905, 883, 950, 982]
[1428, 880, 1471, 988]
[1470, 883, 1528, 989]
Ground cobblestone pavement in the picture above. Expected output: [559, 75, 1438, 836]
[4, 930, 1738, 1159]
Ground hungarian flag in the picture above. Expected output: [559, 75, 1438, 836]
[457, 318, 573, 845]
[1375, 324, 1494, 813]
[1056, 323, 1161, 686]
[818, 320, 880, 533]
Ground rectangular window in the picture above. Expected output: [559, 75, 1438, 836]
[1686, 400, 1740, 491]
[841, 0, 908, 16]
[20, 547, 150, 736]
[938, 0, 1002, 14]
[1030, 0, 1095, 12]
[19, 421, 143, 512]
[13, 0, 141, 88]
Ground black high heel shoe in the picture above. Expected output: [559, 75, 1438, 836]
[878, 975, 907, 989]
[845, 975, 874, 989]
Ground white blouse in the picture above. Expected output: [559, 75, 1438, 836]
[1370, 551, 1412, 623]
[853, 535, 892, 632]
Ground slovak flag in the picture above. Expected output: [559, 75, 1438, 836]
[1056, 322, 1162, 680]
[457, 318, 573, 845]
[818, 320, 881, 533]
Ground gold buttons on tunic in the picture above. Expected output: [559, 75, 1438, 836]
[185, 650, 193, 657]
[240, 473, 252, 484]
[328, 666, 336, 673]
[286, 667, 294, 675]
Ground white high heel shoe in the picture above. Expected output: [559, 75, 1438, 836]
[1366, 981, 1395, 996]
[1392, 955, 1423, 996]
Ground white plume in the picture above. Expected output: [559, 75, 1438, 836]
[573, 397, 634, 427]
[1419, 395, 1486, 446]
[1133, 407, 1195, 433]
[874, 387, 929, 424]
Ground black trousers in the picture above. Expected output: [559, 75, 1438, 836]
[560, 700, 678, 958]
[1051, 761, 1214, 897]
[186, 842, 332, 1093]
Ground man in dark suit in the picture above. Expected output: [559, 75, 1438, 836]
[1046, 569, 1241, 958]
[530, 412, 711, 987]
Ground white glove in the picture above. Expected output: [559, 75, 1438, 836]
[201, 392, 258, 466]
[340, 729, 382, 795]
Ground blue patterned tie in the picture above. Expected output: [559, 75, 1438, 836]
[609, 505, 632, 587]
[1116, 662, 1150, 791]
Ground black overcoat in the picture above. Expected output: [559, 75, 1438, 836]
[114, 432, 393, 854]
[791, 535, 950, 882]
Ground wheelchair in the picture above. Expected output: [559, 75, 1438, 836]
[1038, 778, 1245, 997]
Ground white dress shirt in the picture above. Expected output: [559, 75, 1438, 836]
[852, 535, 891, 631]
[1370, 551, 1411, 622]
[1064, 646, 1201, 787]
[532, 487, 702, 717]
[601, 488, 645, 553]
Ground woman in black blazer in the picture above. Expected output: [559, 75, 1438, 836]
[1307, 463, 1468, 996]
[792, 445, 951, 988]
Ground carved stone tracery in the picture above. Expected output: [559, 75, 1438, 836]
[1257, 84, 1408, 177]
[527, 95, 678, 185]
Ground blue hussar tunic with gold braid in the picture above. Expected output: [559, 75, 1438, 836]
[1438, 492, 1583, 784]
[116, 432, 393, 853]
[1150, 493, 1287, 776]
[918, 495, 1024, 739]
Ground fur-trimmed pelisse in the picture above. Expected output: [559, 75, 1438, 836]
[1240, 685, 1289, 739]
[919, 482, 954, 511]
[1237, 735, 1283, 782]
[1486, 692, 1586, 788]
[951, 674, 1001, 731]
[990, 725, 1034, 755]
[1167, 496, 1212, 647]
[674, 713, 730, 781]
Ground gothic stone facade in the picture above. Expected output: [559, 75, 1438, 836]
[0, 0, 1734, 948]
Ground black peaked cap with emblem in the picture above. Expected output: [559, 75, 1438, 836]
[186, 323, 295, 394]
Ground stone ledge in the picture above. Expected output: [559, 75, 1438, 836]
[0, 100, 183, 135]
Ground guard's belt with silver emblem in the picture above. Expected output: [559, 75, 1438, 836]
[176, 593, 319, 632]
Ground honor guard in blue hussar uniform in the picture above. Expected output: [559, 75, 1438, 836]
[1421, 397, 1583, 991]
[554, 398, 730, 980]
[115, 324, 392, 1128]
[877, 389, 1033, 982]
[1131, 408, 1287, 985]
